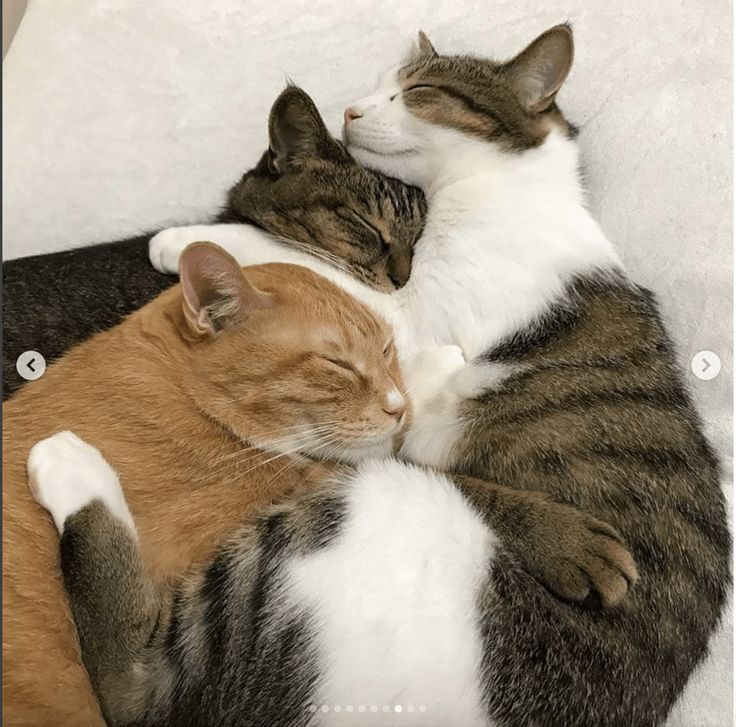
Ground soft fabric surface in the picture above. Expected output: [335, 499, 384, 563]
[3, 1, 732, 723]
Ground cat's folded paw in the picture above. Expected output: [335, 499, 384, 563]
[405, 345, 467, 415]
[522, 502, 639, 608]
[27, 431, 135, 535]
[149, 227, 194, 274]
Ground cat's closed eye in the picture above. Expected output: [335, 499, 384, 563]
[391, 85, 434, 101]
[321, 356, 358, 377]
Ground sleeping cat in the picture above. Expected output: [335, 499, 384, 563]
[15, 239, 631, 727]
[3, 247, 419, 725]
[2, 86, 426, 399]
[142, 25, 730, 725]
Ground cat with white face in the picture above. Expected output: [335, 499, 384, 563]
[35, 26, 728, 727]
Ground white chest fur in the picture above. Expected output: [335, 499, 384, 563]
[382, 131, 622, 363]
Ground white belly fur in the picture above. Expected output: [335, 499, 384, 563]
[286, 459, 495, 726]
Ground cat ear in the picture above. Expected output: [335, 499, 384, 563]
[178, 242, 274, 337]
[504, 24, 574, 113]
[406, 30, 438, 63]
[268, 85, 339, 172]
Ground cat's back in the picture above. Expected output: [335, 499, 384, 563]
[460, 274, 729, 725]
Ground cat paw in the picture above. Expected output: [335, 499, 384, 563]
[405, 345, 467, 415]
[522, 502, 639, 608]
[27, 431, 135, 535]
[149, 227, 193, 274]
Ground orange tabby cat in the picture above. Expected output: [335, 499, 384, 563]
[3, 242, 405, 726]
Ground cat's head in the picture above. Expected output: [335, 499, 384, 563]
[223, 86, 427, 291]
[178, 242, 407, 463]
[342, 25, 576, 186]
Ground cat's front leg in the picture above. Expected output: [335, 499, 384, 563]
[150, 223, 339, 279]
[401, 349, 513, 469]
[28, 430, 135, 535]
[28, 432, 162, 726]
[454, 475, 639, 608]
[149, 223, 398, 335]
[400, 345, 469, 468]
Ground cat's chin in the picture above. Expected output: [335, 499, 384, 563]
[347, 142, 423, 189]
[315, 438, 395, 465]
[347, 139, 408, 161]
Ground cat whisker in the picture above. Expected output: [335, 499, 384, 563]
[229, 429, 339, 479]
[210, 423, 340, 466]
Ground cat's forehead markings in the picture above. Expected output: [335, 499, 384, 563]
[397, 63, 422, 83]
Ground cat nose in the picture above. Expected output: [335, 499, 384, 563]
[383, 389, 407, 422]
[344, 107, 363, 126]
[387, 250, 412, 288]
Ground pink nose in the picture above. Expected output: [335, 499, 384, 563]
[343, 107, 362, 126]
[383, 399, 407, 422]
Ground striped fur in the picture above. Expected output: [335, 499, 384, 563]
[32, 437, 633, 727]
[40, 26, 730, 727]
[221, 86, 427, 292]
[450, 272, 730, 724]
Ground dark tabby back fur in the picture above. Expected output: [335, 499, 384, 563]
[457, 272, 729, 725]
[3, 236, 175, 398]
[3, 87, 426, 399]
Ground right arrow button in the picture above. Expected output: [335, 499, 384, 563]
[691, 351, 721, 381]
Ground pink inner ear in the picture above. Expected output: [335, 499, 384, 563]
[510, 27, 573, 112]
[179, 243, 238, 334]
[195, 308, 214, 334]
[181, 266, 200, 310]
[179, 242, 275, 335]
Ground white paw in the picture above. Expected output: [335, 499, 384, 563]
[149, 227, 194, 274]
[27, 431, 135, 535]
[405, 345, 467, 415]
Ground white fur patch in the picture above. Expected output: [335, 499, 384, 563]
[149, 224, 348, 278]
[402, 361, 516, 469]
[403, 346, 467, 414]
[27, 431, 135, 535]
[286, 459, 493, 726]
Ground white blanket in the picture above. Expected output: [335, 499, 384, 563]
[3, 1, 732, 724]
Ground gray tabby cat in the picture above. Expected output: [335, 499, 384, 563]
[33, 25, 729, 727]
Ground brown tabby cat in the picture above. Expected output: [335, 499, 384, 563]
[220, 85, 427, 293]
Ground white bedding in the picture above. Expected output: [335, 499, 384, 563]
[3, 1, 732, 724]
